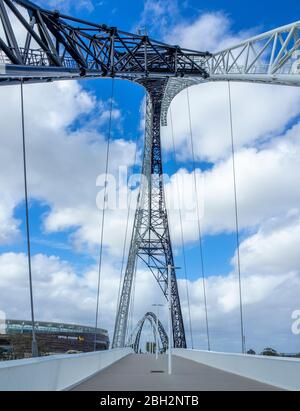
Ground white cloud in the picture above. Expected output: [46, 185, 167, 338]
[0, 81, 137, 255]
[0, 202, 20, 246]
[137, 5, 300, 267]
[39, 0, 95, 13]
[158, 9, 300, 164]
[175, 210, 300, 353]
[0, 247, 299, 354]
[183, 271, 300, 353]
[164, 111, 300, 244]
[134, 0, 180, 36]
[0, 251, 166, 343]
[0, 252, 115, 327]
[162, 81, 300, 163]
[165, 12, 255, 52]
[236, 211, 300, 276]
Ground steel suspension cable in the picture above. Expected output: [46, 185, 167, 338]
[227, 81, 245, 354]
[94, 79, 115, 351]
[121, 102, 148, 347]
[130, 261, 137, 336]
[169, 105, 194, 349]
[126, 258, 138, 344]
[186, 87, 211, 351]
[20, 81, 38, 358]
[114, 132, 139, 339]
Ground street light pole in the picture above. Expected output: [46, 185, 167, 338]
[152, 303, 163, 360]
[168, 264, 172, 375]
[155, 313, 158, 359]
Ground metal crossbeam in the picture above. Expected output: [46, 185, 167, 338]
[0, 0, 209, 85]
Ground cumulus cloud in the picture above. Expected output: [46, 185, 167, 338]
[162, 81, 300, 163]
[0, 251, 166, 345]
[236, 211, 300, 277]
[0, 81, 137, 254]
[151, 5, 300, 164]
[164, 119, 300, 245]
[0, 202, 21, 246]
[39, 0, 95, 13]
[175, 210, 300, 353]
[0, 246, 299, 353]
[165, 11, 255, 52]
[134, 0, 180, 37]
[0, 252, 116, 327]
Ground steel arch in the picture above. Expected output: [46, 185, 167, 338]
[127, 312, 168, 354]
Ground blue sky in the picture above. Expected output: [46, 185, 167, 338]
[1, 0, 300, 354]
[12, 0, 276, 275]
[12, 0, 253, 279]
[40, 0, 300, 34]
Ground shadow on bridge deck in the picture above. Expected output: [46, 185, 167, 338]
[71, 354, 282, 391]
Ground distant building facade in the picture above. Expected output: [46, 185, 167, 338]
[0, 319, 109, 359]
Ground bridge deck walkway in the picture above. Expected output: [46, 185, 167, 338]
[71, 354, 281, 391]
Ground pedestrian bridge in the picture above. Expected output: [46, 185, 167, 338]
[0, 349, 299, 391]
[0, 1, 300, 394]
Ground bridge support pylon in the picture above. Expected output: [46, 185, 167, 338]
[112, 79, 186, 349]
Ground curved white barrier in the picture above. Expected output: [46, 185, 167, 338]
[0, 348, 132, 391]
[173, 348, 300, 391]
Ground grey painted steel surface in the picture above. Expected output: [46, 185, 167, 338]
[71, 354, 281, 391]
[0, 0, 209, 85]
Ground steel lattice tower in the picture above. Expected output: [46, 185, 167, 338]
[112, 79, 186, 348]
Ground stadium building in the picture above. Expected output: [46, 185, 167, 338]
[0, 319, 109, 359]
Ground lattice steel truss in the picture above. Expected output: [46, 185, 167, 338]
[127, 312, 168, 354]
[207, 21, 300, 85]
[161, 21, 300, 125]
[0, 0, 209, 84]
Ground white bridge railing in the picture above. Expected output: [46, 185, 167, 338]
[0, 348, 132, 391]
[173, 348, 300, 391]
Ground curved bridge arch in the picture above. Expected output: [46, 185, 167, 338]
[127, 312, 168, 354]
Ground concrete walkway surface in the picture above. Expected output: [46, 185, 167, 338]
[71, 354, 282, 391]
